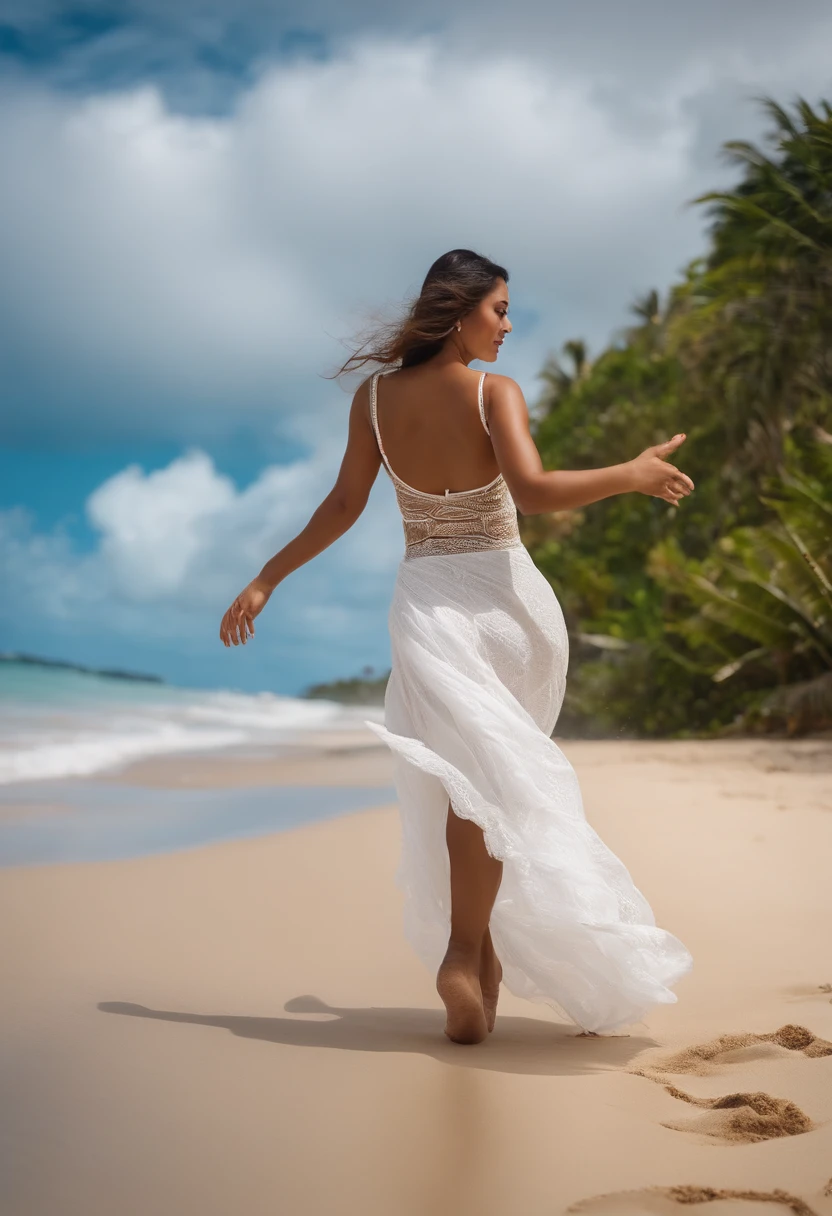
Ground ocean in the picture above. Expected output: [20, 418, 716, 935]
[0, 661, 393, 867]
[0, 660, 383, 785]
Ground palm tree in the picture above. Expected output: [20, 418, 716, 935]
[672, 97, 832, 468]
[630, 290, 661, 326]
[522, 94, 832, 737]
[536, 339, 591, 418]
[621, 289, 665, 354]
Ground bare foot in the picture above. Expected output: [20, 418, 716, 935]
[479, 931, 502, 1033]
[436, 951, 488, 1045]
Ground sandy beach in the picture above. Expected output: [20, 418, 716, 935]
[2, 734, 832, 1215]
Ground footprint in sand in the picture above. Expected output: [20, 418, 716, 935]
[631, 1024, 832, 1080]
[658, 1083, 813, 1144]
[566, 1032, 832, 1213]
[566, 1183, 821, 1215]
[629, 1024, 831, 1145]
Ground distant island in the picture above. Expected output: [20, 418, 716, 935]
[303, 666, 390, 706]
[0, 652, 165, 685]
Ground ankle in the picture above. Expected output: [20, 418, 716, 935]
[479, 933, 501, 978]
[443, 937, 483, 969]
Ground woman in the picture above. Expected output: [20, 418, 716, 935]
[220, 249, 694, 1046]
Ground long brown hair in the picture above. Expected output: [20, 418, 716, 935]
[331, 249, 509, 378]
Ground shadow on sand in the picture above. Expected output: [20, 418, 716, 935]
[98, 995, 655, 1076]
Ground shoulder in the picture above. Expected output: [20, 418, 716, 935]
[483, 373, 527, 410]
[481, 374, 530, 439]
[483, 372, 523, 394]
[357, 370, 377, 393]
[356, 367, 396, 399]
[348, 373, 377, 430]
[354, 368, 389, 404]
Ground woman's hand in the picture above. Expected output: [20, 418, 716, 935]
[627, 435, 694, 505]
[219, 578, 273, 647]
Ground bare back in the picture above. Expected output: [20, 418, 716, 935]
[370, 364, 501, 496]
[367, 365, 522, 562]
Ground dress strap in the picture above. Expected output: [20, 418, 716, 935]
[477, 371, 490, 435]
[369, 372, 396, 479]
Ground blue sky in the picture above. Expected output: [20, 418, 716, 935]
[1, 1, 831, 694]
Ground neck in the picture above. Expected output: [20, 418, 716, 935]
[428, 340, 472, 369]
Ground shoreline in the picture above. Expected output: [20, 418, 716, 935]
[1, 734, 831, 868]
[0, 724, 397, 866]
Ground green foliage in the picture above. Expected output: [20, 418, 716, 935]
[650, 439, 832, 734]
[525, 97, 832, 737]
[304, 668, 390, 705]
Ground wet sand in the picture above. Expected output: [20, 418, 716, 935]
[1, 736, 831, 1215]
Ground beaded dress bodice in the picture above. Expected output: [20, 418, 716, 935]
[370, 371, 523, 561]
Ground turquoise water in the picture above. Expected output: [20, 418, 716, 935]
[0, 663, 391, 866]
[0, 661, 382, 783]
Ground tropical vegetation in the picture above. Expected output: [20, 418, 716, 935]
[305, 665, 388, 705]
[524, 96, 832, 737]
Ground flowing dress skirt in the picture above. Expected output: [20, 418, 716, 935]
[365, 545, 693, 1034]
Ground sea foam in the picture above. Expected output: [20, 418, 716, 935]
[0, 663, 381, 784]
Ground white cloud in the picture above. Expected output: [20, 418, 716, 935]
[0, 507, 95, 622]
[3, 30, 831, 452]
[1, 447, 402, 658]
[86, 452, 237, 599]
[2, 33, 805, 445]
[85, 443, 402, 601]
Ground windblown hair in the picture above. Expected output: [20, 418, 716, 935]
[331, 249, 509, 378]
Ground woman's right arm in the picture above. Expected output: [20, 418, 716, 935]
[486, 375, 694, 514]
[219, 380, 381, 647]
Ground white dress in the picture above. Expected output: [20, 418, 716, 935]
[364, 370, 693, 1034]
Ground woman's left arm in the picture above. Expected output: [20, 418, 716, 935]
[220, 380, 381, 647]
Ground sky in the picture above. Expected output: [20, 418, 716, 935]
[1, 1, 831, 694]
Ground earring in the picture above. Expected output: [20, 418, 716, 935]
[456, 322, 462, 332]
